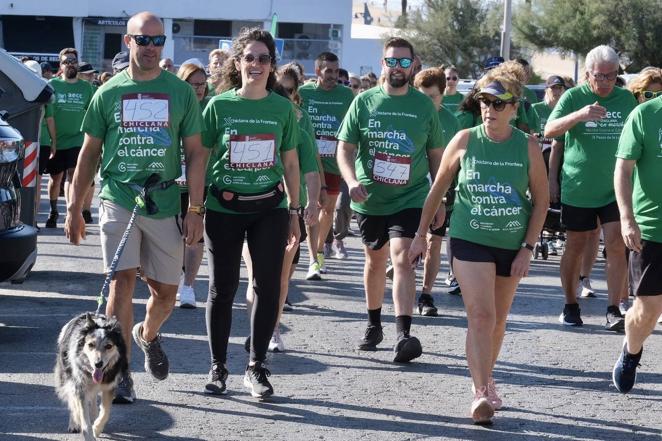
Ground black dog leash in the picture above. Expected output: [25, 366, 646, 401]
[95, 174, 172, 314]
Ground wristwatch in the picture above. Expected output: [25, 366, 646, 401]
[188, 205, 206, 216]
[289, 205, 301, 216]
[521, 242, 534, 252]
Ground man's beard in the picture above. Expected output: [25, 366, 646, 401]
[387, 72, 408, 88]
[65, 67, 78, 79]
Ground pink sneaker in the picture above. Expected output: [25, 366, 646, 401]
[470, 386, 494, 424]
[487, 377, 503, 410]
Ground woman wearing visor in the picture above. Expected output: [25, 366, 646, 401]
[408, 64, 548, 424]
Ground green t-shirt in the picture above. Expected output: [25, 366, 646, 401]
[531, 101, 554, 151]
[298, 82, 355, 175]
[337, 85, 444, 215]
[450, 125, 532, 250]
[201, 89, 299, 214]
[49, 77, 95, 149]
[523, 86, 539, 105]
[615, 97, 662, 243]
[442, 92, 464, 114]
[297, 128, 319, 207]
[178, 96, 212, 193]
[437, 106, 460, 147]
[81, 70, 202, 219]
[456, 110, 481, 130]
[548, 83, 637, 207]
[40, 103, 53, 146]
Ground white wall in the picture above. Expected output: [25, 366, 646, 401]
[342, 37, 383, 77]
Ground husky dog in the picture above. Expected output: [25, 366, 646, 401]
[55, 313, 128, 440]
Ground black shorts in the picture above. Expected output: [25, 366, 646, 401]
[629, 240, 662, 296]
[355, 208, 422, 250]
[292, 215, 307, 265]
[430, 210, 451, 237]
[39, 145, 51, 175]
[450, 237, 519, 277]
[48, 147, 81, 175]
[561, 201, 620, 232]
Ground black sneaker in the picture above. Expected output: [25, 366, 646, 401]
[393, 331, 423, 363]
[113, 373, 136, 404]
[606, 306, 625, 333]
[82, 209, 93, 224]
[132, 321, 169, 381]
[447, 278, 461, 296]
[282, 298, 293, 312]
[45, 211, 58, 228]
[559, 303, 583, 326]
[418, 293, 439, 317]
[612, 341, 642, 394]
[204, 363, 229, 395]
[243, 362, 273, 399]
[356, 325, 383, 351]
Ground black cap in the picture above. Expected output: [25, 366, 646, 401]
[112, 51, 130, 73]
[78, 62, 98, 74]
[484, 56, 505, 70]
[545, 75, 566, 88]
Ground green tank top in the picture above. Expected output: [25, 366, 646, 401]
[450, 125, 532, 250]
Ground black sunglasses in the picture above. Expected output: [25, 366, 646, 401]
[446, 76, 458, 81]
[477, 97, 514, 112]
[129, 34, 167, 47]
[338, 80, 350, 86]
[239, 53, 272, 65]
[384, 57, 413, 68]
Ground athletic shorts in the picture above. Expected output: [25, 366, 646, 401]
[324, 172, 341, 196]
[450, 237, 519, 277]
[355, 208, 422, 251]
[629, 239, 662, 296]
[430, 211, 452, 237]
[99, 199, 184, 286]
[48, 147, 81, 175]
[561, 201, 620, 232]
[39, 145, 51, 175]
[292, 215, 308, 265]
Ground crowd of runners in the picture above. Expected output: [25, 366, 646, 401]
[20, 10, 662, 425]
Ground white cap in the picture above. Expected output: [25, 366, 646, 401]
[181, 58, 205, 69]
[23, 59, 42, 76]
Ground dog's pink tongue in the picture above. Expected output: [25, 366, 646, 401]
[92, 368, 104, 384]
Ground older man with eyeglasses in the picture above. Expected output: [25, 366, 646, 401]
[545, 45, 638, 331]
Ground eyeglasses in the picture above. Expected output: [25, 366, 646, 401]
[589, 71, 618, 82]
[61, 58, 78, 65]
[477, 97, 514, 112]
[642, 90, 662, 100]
[384, 57, 413, 69]
[338, 80, 350, 86]
[129, 34, 167, 47]
[239, 53, 272, 65]
[189, 81, 207, 89]
[446, 76, 458, 81]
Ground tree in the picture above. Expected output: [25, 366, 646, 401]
[514, 0, 662, 72]
[401, 0, 507, 78]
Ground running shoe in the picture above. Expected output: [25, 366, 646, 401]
[317, 252, 328, 274]
[82, 209, 93, 224]
[470, 386, 494, 424]
[178, 285, 196, 309]
[176, 273, 184, 301]
[306, 261, 322, 280]
[385, 264, 394, 280]
[132, 321, 169, 381]
[323, 243, 333, 258]
[612, 340, 642, 394]
[447, 277, 461, 296]
[444, 273, 454, 286]
[393, 331, 423, 363]
[244, 362, 273, 399]
[472, 379, 502, 411]
[268, 332, 285, 352]
[112, 373, 136, 404]
[204, 363, 228, 395]
[559, 303, 583, 326]
[356, 325, 383, 351]
[619, 299, 630, 316]
[417, 293, 438, 317]
[333, 239, 348, 259]
[45, 211, 58, 228]
[606, 306, 625, 333]
[282, 297, 293, 312]
[579, 277, 596, 298]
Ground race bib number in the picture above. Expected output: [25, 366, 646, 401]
[121, 93, 169, 128]
[316, 136, 337, 158]
[373, 152, 411, 185]
[229, 134, 276, 170]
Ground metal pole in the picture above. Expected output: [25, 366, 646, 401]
[500, 0, 512, 60]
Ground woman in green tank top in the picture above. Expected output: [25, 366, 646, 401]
[409, 72, 549, 424]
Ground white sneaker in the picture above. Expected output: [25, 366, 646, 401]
[306, 261, 322, 280]
[176, 273, 184, 301]
[579, 277, 596, 298]
[333, 239, 348, 259]
[268, 332, 285, 352]
[619, 299, 630, 316]
[179, 285, 197, 309]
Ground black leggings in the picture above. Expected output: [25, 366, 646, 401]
[204, 208, 289, 364]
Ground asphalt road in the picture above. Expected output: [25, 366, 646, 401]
[1, 189, 661, 441]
